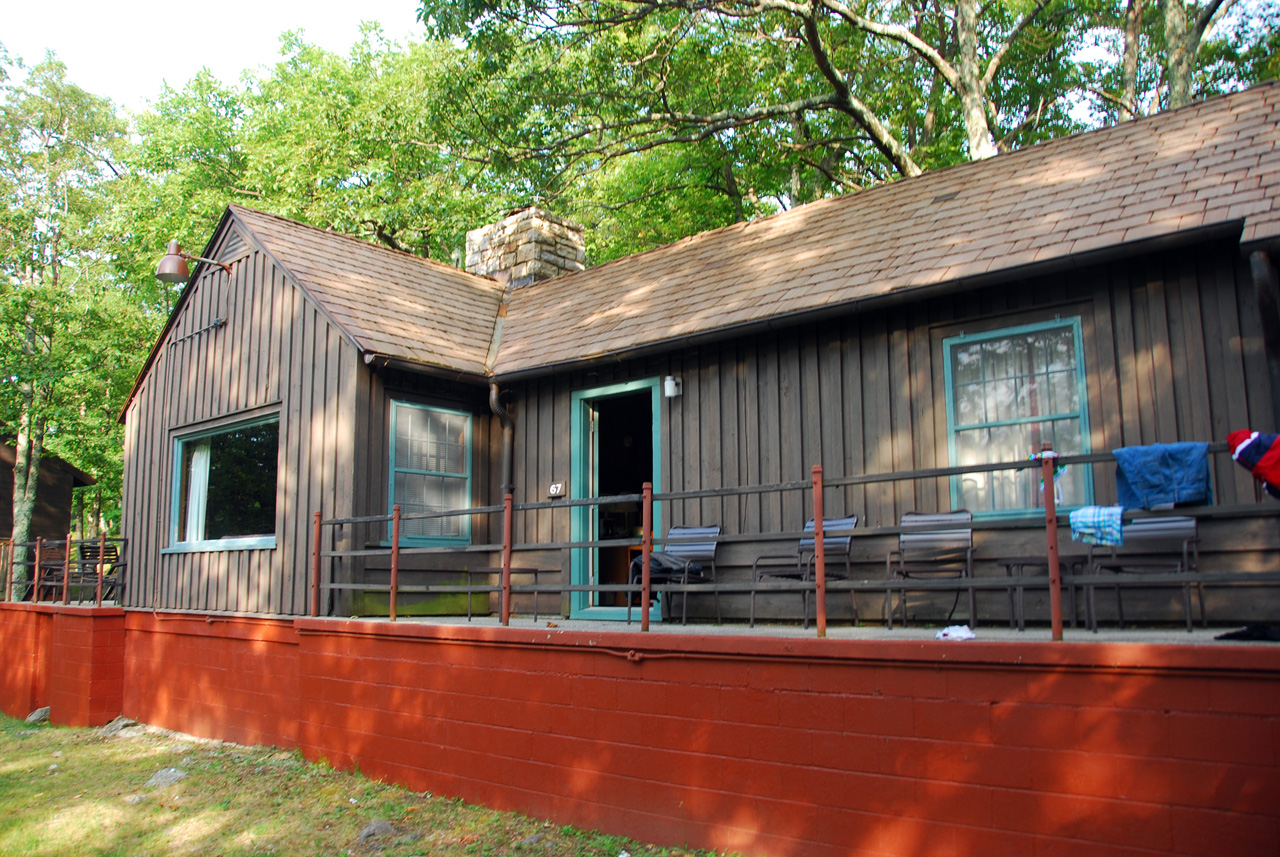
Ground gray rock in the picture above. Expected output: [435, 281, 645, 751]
[25, 707, 49, 725]
[145, 767, 187, 788]
[125, 794, 147, 806]
[515, 832, 545, 847]
[358, 819, 396, 845]
[99, 716, 138, 737]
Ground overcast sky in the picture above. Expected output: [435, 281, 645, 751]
[3, 0, 427, 112]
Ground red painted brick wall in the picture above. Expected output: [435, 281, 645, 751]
[48, 607, 124, 726]
[2, 604, 1277, 857]
[0, 604, 51, 718]
[290, 620, 1280, 857]
[123, 612, 299, 748]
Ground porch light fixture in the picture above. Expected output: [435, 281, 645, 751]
[663, 375, 682, 398]
[155, 240, 233, 284]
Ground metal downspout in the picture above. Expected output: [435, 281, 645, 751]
[490, 383, 514, 495]
[1249, 250, 1280, 429]
[485, 275, 515, 495]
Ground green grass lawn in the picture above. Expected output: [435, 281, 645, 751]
[0, 715, 715, 857]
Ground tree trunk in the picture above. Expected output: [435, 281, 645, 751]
[1164, 0, 1192, 109]
[10, 393, 47, 577]
[1120, 0, 1144, 120]
[956, 0, 998, 158]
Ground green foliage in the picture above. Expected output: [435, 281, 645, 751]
[0, 50, 150, 534]
[1, 2, 1273, 533]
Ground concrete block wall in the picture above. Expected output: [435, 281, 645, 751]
[0, 604, 50, 717]
[48, 607, 124, 726]
[124, 613, 299, 748]
[1, 602, 1277, 857]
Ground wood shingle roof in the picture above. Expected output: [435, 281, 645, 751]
[192, 82, 1278, 385]
[230, 206, 506, 377]
[493, 81, 1279, 376]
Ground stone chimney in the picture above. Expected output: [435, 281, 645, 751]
[465, 207, 585, 289]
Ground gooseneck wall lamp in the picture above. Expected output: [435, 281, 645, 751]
[155, 240, 233, 284]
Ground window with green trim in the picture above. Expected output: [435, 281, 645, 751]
[171, 416, 279, 551]
[390, 401, 471, 543]
[944, 318, 1092, 516]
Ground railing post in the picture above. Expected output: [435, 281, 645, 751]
[33, 539, 42, 603]
[1, 539, 9, 602]
[95, 533, 106, 606]
[311, 511, 322, 618]
[389, 505, 401, 622]
[641, 482, 653, 633]
[61, 533, 72, 604]
[1041, 443, 1064, 641]
[501, 493, 513, 626]
[812, 465, 827, 638]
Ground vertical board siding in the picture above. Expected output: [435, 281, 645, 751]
[508, 238, 1269, 548]
[123, 233, 1271, 617]
[121, 233, 359, 615]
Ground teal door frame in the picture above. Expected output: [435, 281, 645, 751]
[569, 378, 662, 620]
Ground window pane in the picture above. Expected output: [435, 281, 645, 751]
[395, 472, 466, 538]
[176, 419, 278, 543]
[949, 321, 1089, 514]
[396, 407, 467, 474]
[204, 422, 279, 539]
[392, 403, 470, 541]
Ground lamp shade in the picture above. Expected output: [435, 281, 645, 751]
[155, 240, 190, 283]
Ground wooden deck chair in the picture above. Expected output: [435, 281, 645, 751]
[76, 540, 123, 603]
[36, 540, 71, 603]
[885, 511, 975, 628]
[750, 516, 859, 628]
[627, 525, 720, 624]
[1086, 516, 1201, 631]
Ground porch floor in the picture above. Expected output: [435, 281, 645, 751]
[374, 614, 1272, 645]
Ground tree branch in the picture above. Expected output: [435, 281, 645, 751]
[796, 7, 921, 177]
[809, 0, 961, 91]
[1194, 0, 1240, 40]
[982, 0, 1049, 89]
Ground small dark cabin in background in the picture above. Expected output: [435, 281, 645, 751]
[1, 441, 96, 540]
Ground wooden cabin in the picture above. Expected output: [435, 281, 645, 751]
[1, 441, 95, 541]
[120, 82, 1280, 623]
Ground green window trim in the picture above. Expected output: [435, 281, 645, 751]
[166, 414, 280, 553]
[389, 400, 473, 546]
[943, 317, 1093, 519]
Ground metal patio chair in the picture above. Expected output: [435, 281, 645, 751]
[750, 516, 859, 628]
[627, 525, 720, 624]
[885, 511, 975, 628]
[1085, 516, 1202, 631]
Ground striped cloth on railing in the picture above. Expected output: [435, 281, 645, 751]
[1069, 505, 1124, 546]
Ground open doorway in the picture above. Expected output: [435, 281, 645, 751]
[570, 379, 661, 619]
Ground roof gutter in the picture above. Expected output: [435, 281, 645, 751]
[361, 352, 490, 386]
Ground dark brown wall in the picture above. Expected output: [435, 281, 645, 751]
[121, 224, 360, 614]
[122, 229, 1279, 619]
[1, 444, 89, 540]
[503, 236, 1278, 608]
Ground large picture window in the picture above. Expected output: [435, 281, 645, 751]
[170, 416, 279, 551]
[390, 401, 471, 543]
[944, 318, 1092, 516]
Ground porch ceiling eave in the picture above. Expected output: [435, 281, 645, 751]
[361, 350, 491, 386]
